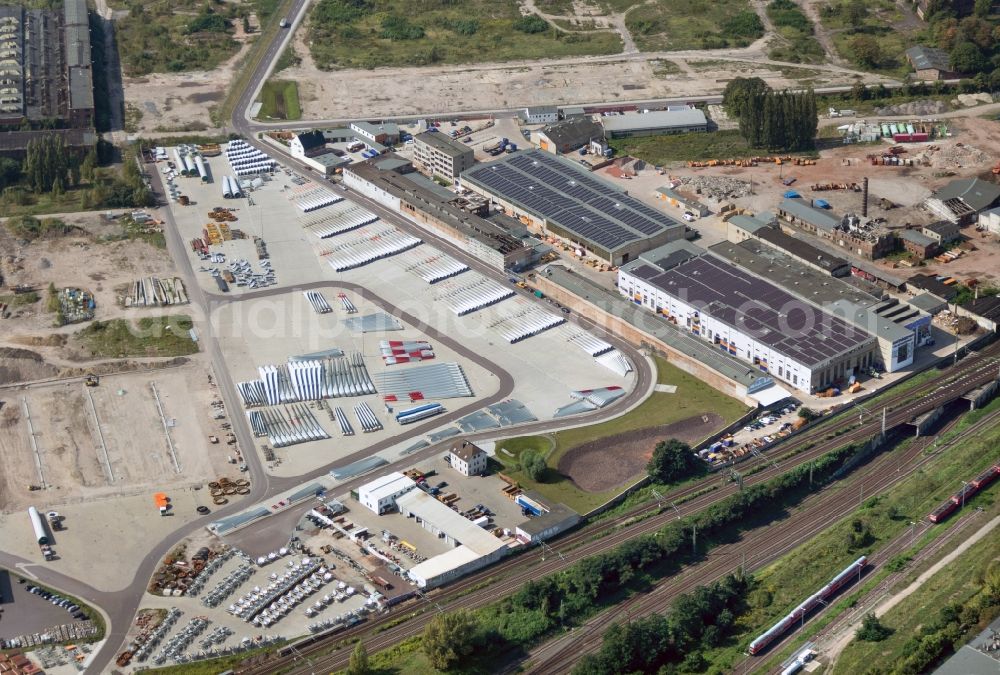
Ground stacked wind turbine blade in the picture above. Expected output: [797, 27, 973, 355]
[354, 402, 382, 432]
[334, 407, 354, 436]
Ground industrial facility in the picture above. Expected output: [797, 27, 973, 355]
[618, 247, 879, 393]
[461, 150, 687, 265]
[777, 198, 897, 260]
[0, 0, 94, 157]
[600, 108, 708, 138]
[343, 155, 539, 271]
[708, 239, 931, 373]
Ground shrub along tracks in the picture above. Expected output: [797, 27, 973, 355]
[257, 341, 1000, 675]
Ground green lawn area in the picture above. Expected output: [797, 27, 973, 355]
[114, 0, 241, 76]
[307, 0, 621, 70]
[535, 0, 577, 13]
[832, 527, 1000, 674]
[609, 129, 754, 164]
[0, 187, 90, 218]
[495, 356, 749, 513]
[690, 400, 1000, 672]
[256, 79, 302, 121]
[625, 0, 762, 51]
[74, 316, 199, 359]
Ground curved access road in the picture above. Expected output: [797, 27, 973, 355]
[11, 83, 652, 675]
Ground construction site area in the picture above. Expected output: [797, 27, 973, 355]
[0, 207, 242, 593]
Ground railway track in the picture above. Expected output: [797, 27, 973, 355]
[252, 343, 1000, 675]
[526, 406, 1000, 675]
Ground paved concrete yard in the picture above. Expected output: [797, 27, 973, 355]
[324, 250, 631, 421]
[213, 289, 500, 478]
[428, 453, 534, 525]
[162, 153, 327, 297]
[0, 487, 232, 593]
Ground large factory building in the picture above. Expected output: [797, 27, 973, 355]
[461, 149, 686, 266]
[618, 251, 878, 393]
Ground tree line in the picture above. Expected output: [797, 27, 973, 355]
[413, 440, 868, 671]
[575, 575, 750, 674]
[3, 139, 154, 211]
[723, 78, 818, 152]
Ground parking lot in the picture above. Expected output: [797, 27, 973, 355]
[0, 570, 92, 643]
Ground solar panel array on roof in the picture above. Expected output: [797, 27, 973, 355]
[462, 150, 681, 253]
[641, 255, 873, 367]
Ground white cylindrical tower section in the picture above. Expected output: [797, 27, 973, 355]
[28, 506, 48, 545]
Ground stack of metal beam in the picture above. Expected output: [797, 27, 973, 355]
[333, 407, 354, 436]
[354, 402, 382, 432]
[322, 227, 422, 271]
[439, 275, 514, 316]
[379, 340, 434, 365]
[301, 201, 378, 238]
[124, 277, 189, 308]
[289, 184, 342, 212]
[338, 294, 357, 314]
[596, 349, 633, 377]
[487, 298, 565, 343]
[400, 251, 468, 284]
[561, 327, 613, 356]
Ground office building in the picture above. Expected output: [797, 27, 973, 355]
[413, 132, 474, 180]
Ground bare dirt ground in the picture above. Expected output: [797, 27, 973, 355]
[122, 21, 255, 135]
[0, 365, 232, 513]
[621, 116, 1000, 286]
[558, 412, 725, 492]
[286, 53, 879, 121]
[278, 1, 885, 122]
[0, 211, 187, 364]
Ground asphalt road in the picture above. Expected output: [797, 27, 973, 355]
[0, 4, 969, 671]
[0, 3, 648, 670]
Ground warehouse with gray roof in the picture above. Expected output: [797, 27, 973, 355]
[460, 149, 686, 265]
[618, 249, 879, 393]
[601, 108, 708, 138]
[0, 0, 94, 156]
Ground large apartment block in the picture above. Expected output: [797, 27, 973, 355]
[412, 132, 474, 180]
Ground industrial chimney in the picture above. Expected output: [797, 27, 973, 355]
[862, 177, 869, 218]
